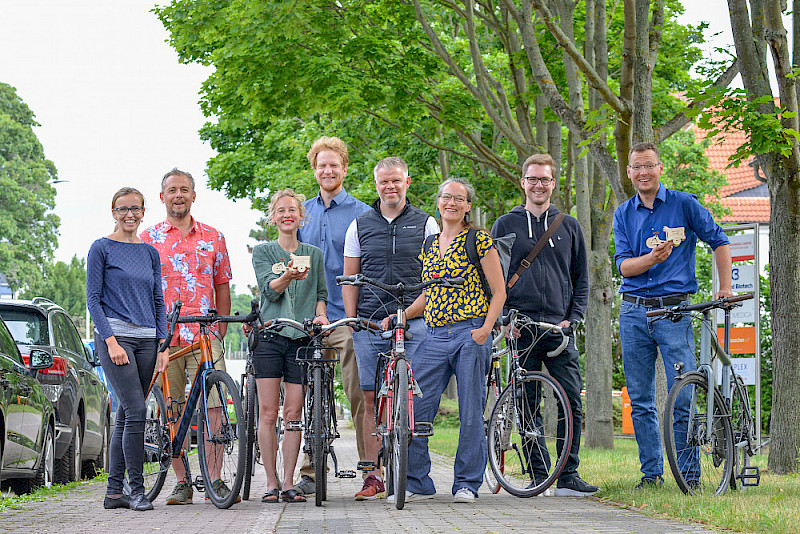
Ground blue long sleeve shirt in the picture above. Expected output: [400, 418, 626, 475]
[297, 189, 370, 320]
[613, 186, 729, 297]
[86, 238, 168, 340]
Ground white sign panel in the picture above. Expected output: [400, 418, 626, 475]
[731, 264, 756, 292]
[717, 295, 756, 324]
[716, 357, 757, 386]
[729, 234, 755, 261]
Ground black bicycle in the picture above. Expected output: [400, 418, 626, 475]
[486, 311, 573, 497]
[260, 316, 373, 506]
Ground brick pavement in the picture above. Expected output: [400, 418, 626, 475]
[2, 426, 716, 533]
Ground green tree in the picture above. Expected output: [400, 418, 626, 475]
[154, 0, 735, 448]
[20, 256, 88, 335]
[0, 82, 60, 292]
[717, 0, 800, 473]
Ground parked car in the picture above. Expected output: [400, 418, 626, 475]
[0, 298, 111, 483]
[83, 340, 118, 428]
[0, 316, 56, 494]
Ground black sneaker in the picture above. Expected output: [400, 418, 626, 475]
[634, 476, 664, 490]
[554, 476, 599, 496]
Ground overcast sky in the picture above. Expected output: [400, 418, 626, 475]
[0, 1, 733, 292]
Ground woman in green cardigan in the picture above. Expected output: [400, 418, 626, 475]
[252, 189, 328, 504]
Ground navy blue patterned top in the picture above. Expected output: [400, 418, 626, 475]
[87, 238, 168, 340]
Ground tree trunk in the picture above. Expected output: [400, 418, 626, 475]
[766, 174, 800, 474]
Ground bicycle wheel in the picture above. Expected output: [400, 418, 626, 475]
[487, 372, 572, 497]
[242, 371, 257, 501]
[198, 370, 245, 508]
[143, 384, 170, 502]
[311, 365, 326, 507]
[729, 374, 755, 490]
[663, 371, 734, 495]
[484, 362, 503, 494]
[391, 362, 409, 509]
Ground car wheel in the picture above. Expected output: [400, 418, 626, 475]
[55, 424, 82, 483]
[83, 414, 110, 479]
[11, 424, 54, 494]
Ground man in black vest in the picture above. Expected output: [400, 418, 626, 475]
[343, 157, 438, 501]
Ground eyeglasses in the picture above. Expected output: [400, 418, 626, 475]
[523, 176, 554, 186]
[439, 193, 468, 204]
[627, 163, 660, 171]
[112, 206, 143, 215]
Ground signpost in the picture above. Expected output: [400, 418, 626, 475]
[715, 224, 762, 445]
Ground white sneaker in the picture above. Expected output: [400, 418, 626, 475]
[537, 487, 552, 497]
[387, 491, 434, 503]
[453, 488, 475, 503]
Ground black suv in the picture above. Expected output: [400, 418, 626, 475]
[0, 316, 56, 493]
[0, 298, 110, 483]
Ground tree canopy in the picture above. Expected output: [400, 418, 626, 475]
[0, 82, 60, 292]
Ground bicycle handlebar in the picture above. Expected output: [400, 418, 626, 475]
[260, 316, 379, 338]
[336, 274, 464, 294]
[496, 309, 570, 358]
[158, 299, 263, 352]
[645, 293, 754, 318]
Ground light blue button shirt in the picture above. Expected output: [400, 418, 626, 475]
[298, 189, 370, 320]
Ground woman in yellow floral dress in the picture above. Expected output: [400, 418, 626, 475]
[402, 178, 506, 503]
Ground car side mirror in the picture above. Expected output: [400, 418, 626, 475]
[29, 349, 54, 370]
[84, 345, 99, 366]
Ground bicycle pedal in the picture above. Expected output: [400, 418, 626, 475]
[336, 469, 357, 478]
[357, 460, 378, 471]
[194, 476, 205, 492]
[740, 465, 761, 486]
[413, 421, 433, 437]
[412, 380, 423, 397]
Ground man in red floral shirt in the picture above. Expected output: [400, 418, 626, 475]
[141, 167, 233, 505]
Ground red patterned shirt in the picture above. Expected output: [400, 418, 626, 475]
[140, 218, 232, 346]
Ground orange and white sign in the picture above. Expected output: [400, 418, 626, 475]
[716, 326, 756, 354]
[729, 234, 755, 262]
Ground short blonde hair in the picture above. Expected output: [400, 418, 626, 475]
[267, 188, 306, 225]
[522, 153, 556, 177]
[307, 136, 349, 169]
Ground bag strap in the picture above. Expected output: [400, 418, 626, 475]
[464, 229, 490, 296]
[507, 212, 565, 290]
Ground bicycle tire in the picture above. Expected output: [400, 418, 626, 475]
[198, 370, 246, 508]
[487, 372, 572, 497]
[663, 371, 734, 495]
[312, 365, 326, 507]
[143, 384, 170, 502]
[484, 363, 503, 494]
[391, 362, 409, 509]
[242, 371, 257, 500]
[729, 374, 755, 491]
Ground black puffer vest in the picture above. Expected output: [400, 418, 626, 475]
[356, 199, 429, 319]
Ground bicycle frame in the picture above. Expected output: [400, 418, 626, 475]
[148, 330, 219, 463]
[375, 302, 418, 439]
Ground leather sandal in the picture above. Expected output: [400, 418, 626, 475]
[261, 489, 281, 503]
[281, 488, 307, 503]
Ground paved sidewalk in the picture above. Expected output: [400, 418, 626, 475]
[2, 426, 715, 533]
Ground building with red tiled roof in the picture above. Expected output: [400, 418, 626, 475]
[692, 126, 770, 223]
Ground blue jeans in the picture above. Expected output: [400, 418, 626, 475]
[619, 299, 699, 480]
[406, 318, 491, 497]
[352, 317, 427, 391]
[95, 334, 158, 496]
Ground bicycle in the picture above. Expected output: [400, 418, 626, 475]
[486, 310, 573, 497]
[336, 273, 464, 510]
[141, 299, 259, 508]
[483, 314, 513, 494]
[258, 315, 373, 506]
[647, 292, 761, 495]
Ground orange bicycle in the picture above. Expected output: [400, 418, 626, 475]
[141, 299, 261, 508]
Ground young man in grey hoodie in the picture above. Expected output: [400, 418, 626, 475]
[491, 153, 597, 496]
